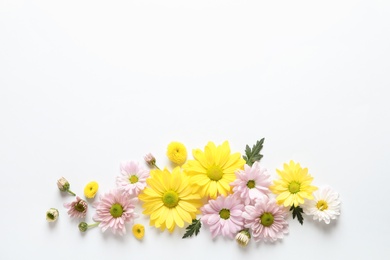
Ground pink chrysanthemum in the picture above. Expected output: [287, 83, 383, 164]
[63, 196, 88, 218]
[242, 197, 289, 242]
[93, 189, 138, 235]
[201, 194, 245, 239]
[230, 161, 271, 205]
[116, 161, 149, 197]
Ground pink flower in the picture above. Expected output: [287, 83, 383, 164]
[63, 196, 88, 218]
[93, 189, 138, 235]
[201, 194, 244, 239]
[116, 161, 149, 197]
[242, 197, 289, 242]
[231, 161, 271, 205]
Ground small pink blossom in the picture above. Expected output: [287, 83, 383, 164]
[116, 161, 149, 197]
[201, 194, 244, 239]
[63, 196, 88, 218]
[93, 189, 138, 236]
[242, 197, 289, 242]
[231, 161, 271, 205]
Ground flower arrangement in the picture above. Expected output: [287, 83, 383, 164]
[46, 139, 341, 245]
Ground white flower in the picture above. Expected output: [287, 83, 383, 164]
[303, 185, 341, 224]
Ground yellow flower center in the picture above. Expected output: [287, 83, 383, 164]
[260, 212, 274, 227]
[316, 200, 328, 211]
[162, 190, 179, 208]
[110, 203, 123, 218]
[219, 208, 230, 220]
[247, 180, 255, 189]
[207, 165, 224, 181]
[288, 181, 301, 194]
[129, 175, 138, 184]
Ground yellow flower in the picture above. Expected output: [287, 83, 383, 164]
[166, 141, 187, 165]
[269, 160, 318, 207]
[84, 181, 99, 199]
[138, 167, 201, 233]
[182, 141, 245, 199]
[132, 224, 145, 240]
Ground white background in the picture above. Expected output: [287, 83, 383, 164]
[1, 0, 389, 259]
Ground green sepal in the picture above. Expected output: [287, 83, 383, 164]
[182, 218, 202, 239]
[243, 138, 265, 166]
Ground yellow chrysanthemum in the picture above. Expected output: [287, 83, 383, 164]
[132, 224, 145, 240]
[166, 141, 187, 165]
[182, 141, 245, 199]
[138, 167, 201, 233]
[84, 181, 99, 199]
[269, 160, 318, 207]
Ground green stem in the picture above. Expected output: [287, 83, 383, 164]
[68, 190, 76, 196]
[88, 222, 99, 228]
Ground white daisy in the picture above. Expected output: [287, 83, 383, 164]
[303, 185, 341, 224]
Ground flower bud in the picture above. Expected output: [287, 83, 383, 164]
[57, 177, 70, 191]
[144, 153, 156, 166]
[78, 222, 88, 232]
[46, 208, 59, 222]
[235, 229, 251, 247]
[57, 177, 76, 195]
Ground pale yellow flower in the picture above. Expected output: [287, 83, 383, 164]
[269, 160, 317, 207]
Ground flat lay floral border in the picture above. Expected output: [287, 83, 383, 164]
[46, 139, 341, 246]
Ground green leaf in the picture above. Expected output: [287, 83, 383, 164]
[182, 218, 202, 239]
[290, 205, 304, 225]
[243, 138, 265, 166]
